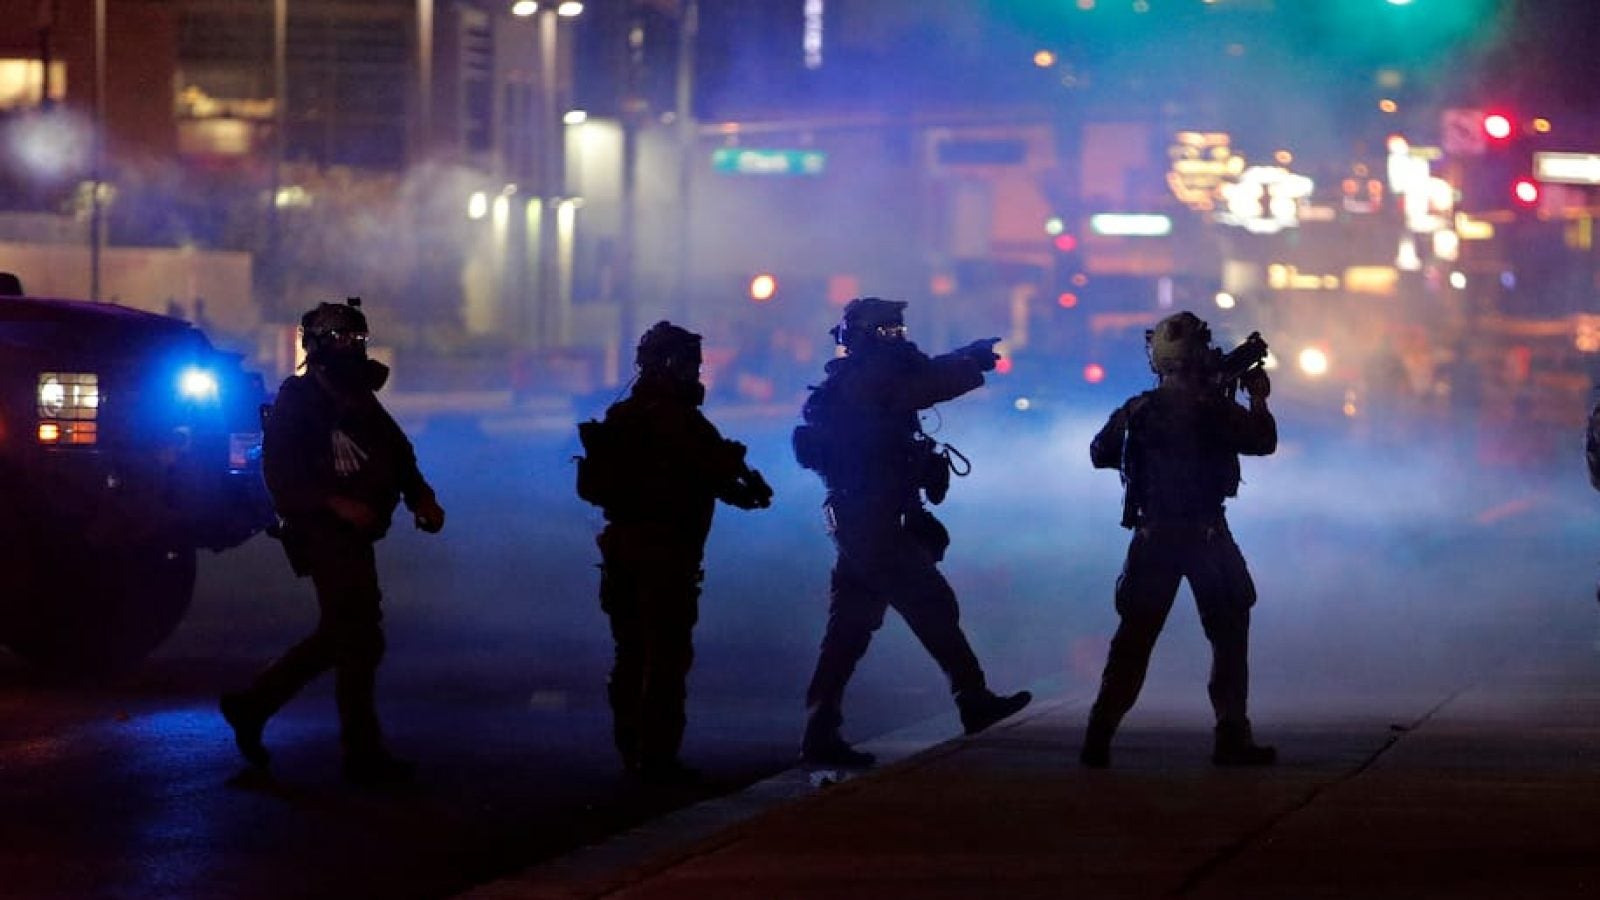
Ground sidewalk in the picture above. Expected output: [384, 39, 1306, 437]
[462, 636, 1600, 899]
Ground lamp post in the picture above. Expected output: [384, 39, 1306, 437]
[90, 0, 105, 301]
[511, 1, 582, 350]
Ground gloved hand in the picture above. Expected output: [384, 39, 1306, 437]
[727, 469, 774, 510]
[958, 338, 1002, 372]
[1240, 368, 1271, 401]
[413, 495, 446, 533]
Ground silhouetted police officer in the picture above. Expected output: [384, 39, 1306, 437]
[579, 321, 772, 784]
[1080, 311, 1276, 768]
[221, 298, 445, 785]
[793, 297, 1031, 767]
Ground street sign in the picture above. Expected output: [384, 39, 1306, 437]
[1441, 108, 1485, 156]
[711, 148, 827, 176]
[1534, 152, 1600, 185]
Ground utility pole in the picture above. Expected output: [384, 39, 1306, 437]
[616, 0, 646, 358]
[269, 0, 287, 319]
[534, 7, 563, 348]
[90, 0, 105, 301]
[670, 0, 698, 324]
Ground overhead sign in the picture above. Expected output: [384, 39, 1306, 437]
[1534, 152, 1600, 185]
[711, 148, 827, 176]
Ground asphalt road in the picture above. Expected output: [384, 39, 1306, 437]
[0, 400, 1590, 899]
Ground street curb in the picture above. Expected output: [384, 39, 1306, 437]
[455, 681, 1086, 900]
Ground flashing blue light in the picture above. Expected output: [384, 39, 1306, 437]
[178, 367, 220, 402]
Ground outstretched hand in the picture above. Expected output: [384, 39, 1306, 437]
[960, 338, 1002, 372]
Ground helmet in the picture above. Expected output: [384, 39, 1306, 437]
[832, 297, 908, 350]
[636, 321, 702, 380]
[1146, 311, 1213, 375]
[300, 298, 369, 362]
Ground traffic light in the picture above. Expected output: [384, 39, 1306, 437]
[1511, 176, 1540, 208]
[1050, 228, 1085, 303]
[1482, 112, 1514, 142]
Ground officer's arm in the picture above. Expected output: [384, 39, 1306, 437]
[1089, 404, 1130, 470]
[1225, 398, 1278, 456]
[1586, 403, 1600, 491]
[888, 352, 986, 411]
[380, 407, 435, 510]
[261, 380, 332, 517]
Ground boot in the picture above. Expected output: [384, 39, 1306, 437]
[800, 718, 876, 768]
[219, 692, 271, 770]
[958, 689, 1033, 736]
[1079, 716, 1115, 769]
[1212, 721, 1276, 767]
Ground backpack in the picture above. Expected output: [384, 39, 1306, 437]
[576, 417, 627, 509]
[792, 377, 841, 475]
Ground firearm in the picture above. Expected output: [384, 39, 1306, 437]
[1210, 331, 1269, 395]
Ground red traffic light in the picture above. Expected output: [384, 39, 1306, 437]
[1482, 113, 1514, 141]
[1052, 233, 1079, 253]
[1512, 177, 1540, 207]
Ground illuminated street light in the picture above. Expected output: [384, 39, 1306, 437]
[511, 1, 538, 16]
[1033, 50, 1056, 68]
[556, 1, 583, 16]
[1379, 98, 1398, 114]
[1533, 117, 1552, 134]
[1298, 347, 1330, 378]
[1215, 292, 1236, 310]
[467, 192, 488, 219]
[563, 109, 588, 125]
[749, 274, 778, 302]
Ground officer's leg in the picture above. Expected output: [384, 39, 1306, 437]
[636, 565, 701, 773]
[802, 562, 888, 761]
[884, 541, 985, 699]
[602, 559, 645, 771]
[317, 542, 388, 762]
[1084, 529, 1182, 760]
[1189, 523, 1272, 764]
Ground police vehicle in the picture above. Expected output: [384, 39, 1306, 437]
[0, 292, 274, 675]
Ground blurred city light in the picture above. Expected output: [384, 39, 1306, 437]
[1379, 99, 1398, 113]
[748, 274, 777, 302]
[1044, 216, 1065, 236]
[557, 2, 584, 16]
[1533, 117, 1553, 133]
[1297, 347, 1330, 378]
[1482, 113, 1513, 141]
[1076, 0, 1095, 10]
[510, 1, 538, 16]
[1449, 271, 1468, 289]
[1033, 50, 1057, 68]
[1083, 363, 1105, 384]
[1057, 292, 1078, 309]
[563, 109, 588, 125]
[1512, 177, 1540, 206]
[1089, 213, 1172, 237]
[1215, 292, 1236, 310]
[1053, 233, 1079, 252]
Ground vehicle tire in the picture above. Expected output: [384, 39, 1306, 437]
[0, 539, 197, 680]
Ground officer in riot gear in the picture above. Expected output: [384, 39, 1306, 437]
[221, 298, 445, 785]
[793, 297, 1031, 768]
[579, 321, 772, 784]
[1080, 311, 1276, 768]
